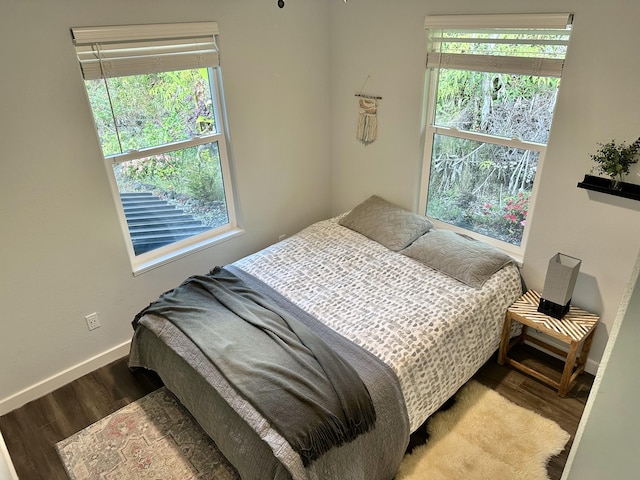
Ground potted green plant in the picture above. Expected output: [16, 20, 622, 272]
[590, 136, 640, 189]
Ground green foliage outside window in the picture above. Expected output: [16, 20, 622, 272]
[116, 143, 225, 204]
[86, 69, 224, 204]
[426, 28, 567, 246]
[428, 69, 558, 246]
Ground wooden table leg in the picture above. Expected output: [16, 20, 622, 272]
[576, 327, 597, 371]
[518, 325, 528, 345]
[498, 314, 513, 365]
[559, 340, 580, 397]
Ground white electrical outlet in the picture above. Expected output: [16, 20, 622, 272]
[85, 312, 101, 331]
[278, 234, 286, 241]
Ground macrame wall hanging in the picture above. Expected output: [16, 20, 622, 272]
[355, 76, 382, 145]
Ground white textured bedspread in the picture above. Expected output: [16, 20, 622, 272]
[233, 216, 522, 431]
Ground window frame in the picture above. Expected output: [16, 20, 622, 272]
[419, 14, 572, 261]
[72, 23, 242, 275]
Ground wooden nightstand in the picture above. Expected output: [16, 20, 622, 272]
[498, 290, 599, 397]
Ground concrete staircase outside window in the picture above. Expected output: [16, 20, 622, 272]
[120, 192, 211, 255]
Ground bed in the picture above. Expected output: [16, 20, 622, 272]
[129, 195, 523, 480]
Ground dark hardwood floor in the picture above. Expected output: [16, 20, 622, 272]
[0, 359, 164, 480]
[0, 343, 593, 480]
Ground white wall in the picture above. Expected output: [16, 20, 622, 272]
[563, 252, 640, 478]
[0, 0, 331, 414]
[328, 0, 640, 374]
[0, 431, 17, 480]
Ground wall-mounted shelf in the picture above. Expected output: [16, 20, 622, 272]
[577, 174, 640, 201]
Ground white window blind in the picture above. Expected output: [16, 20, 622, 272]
[71, 22, 220, 80]
[425, 13, 573, 77]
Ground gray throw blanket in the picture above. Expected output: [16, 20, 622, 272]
[133, 267, 376, 466]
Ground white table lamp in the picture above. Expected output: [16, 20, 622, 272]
[538, 253, 581, 319]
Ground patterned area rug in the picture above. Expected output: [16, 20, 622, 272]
[56, 388, 238, 480]
[56, 382, 568, 480]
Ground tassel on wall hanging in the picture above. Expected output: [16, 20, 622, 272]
[355, 75, 381, 145]
[356, 96, 378, 145]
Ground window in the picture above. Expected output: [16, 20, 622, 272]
[71, 22, 239, 274]
[420, 14, 573, 257]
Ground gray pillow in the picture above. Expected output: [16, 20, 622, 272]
[339, 195, 432, 251]
[401, 229, 514, 288]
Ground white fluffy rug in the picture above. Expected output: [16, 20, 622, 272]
[396, 381, 570, 480]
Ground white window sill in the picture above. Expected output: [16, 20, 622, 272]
[132, 226, 245, 276]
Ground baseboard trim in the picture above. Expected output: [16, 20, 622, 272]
[0, 341, 131, 417]
[584, 357, 599, 375]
